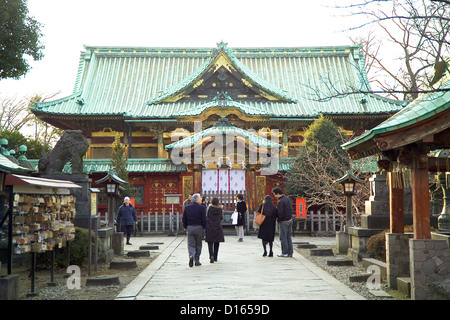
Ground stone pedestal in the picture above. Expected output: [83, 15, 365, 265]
[409, 239, 450, 300]
[0, 274, 19, 300]
[112, 232, 124, 256]
[362, 172, 413, 229]
[336, 231, 351, 254]
[386, 233, 413, 289]
[347, 227, 384, 261]
[97, 227, 115, 263]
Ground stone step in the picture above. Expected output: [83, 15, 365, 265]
[369, 290, 393, 298]
[127, 250, 150, 258]
[349, 273, 371, 283]
[110, 260, 138, 270]
[147, 242, 164, 245]
[297, 244, 317, 249]
[397, 277, 411, 298]
[310, 248, 334, 256]
[326, 258, 354, 266]
[292, 242, 310, 245]
[139, 245, 159, 250]
[86, 275, 120, 287]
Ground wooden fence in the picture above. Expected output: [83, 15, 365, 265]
[98, 205, 345, 235]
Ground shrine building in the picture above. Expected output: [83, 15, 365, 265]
[29, 42, 405, 215]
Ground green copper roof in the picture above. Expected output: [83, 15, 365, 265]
[173, 92, 270, 117]
[342, 78, 450, 154]
[28, 158, 187, 173]
[30, 43, 404, 122]
[165, 118, 282, 150]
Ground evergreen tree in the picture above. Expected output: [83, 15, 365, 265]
[0, 0, 44, 79]
[285, 116, 364, 216]
[110, 133, 136, 198]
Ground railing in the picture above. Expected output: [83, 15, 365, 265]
[98, 208, 346, 235]
[293, 210, 345, 233]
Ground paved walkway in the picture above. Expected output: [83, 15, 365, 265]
[116, 235, 365, 300]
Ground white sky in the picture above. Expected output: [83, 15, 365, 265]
[0, 0, 363, 99]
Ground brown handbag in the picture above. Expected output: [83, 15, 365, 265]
[254, 204, 266, 226]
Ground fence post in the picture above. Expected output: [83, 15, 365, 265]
[162, 212, 165, 232]
[310, 211, 314, 232]
[332, 211, 336, 232]
[176, 212, 179, 232]
[325, 209, 329, 231]
[318, 210, 322, 231]
[140, 212, 144, 234]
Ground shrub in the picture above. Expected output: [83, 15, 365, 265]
[37, 227, 99, 270]
[367, 230, 388, 262]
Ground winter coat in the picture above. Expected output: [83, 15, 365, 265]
[205, 205, 225, 243]
[182, 202, 207, 229]
[257, 203, 277, 242]
[276, 195, 293, 222]
[116, 203, 137, 226]
[235, 200, 247, 226]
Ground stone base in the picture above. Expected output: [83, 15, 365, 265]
[397, 277, 411, 298]
[112, 232, 124, 256]
[86, 275, 120, 287]
[327, 258, 353, 266]
[410, 239, 450, 300]
[347, 227, 384, 262]
[0, 274, 19, 300]
[336, 231, 351, 254]
[362, 258, 387, 282]
[139, 245, 159, 250]
[310, 248, 334, 256]
[127, 250, 150, 258]
[97, 227, 115, 263]
[110, 260, 137, 270]
[386, 233, 413, 289]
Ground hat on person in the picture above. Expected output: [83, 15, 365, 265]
[124, 197, 130, 201]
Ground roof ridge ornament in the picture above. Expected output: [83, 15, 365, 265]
[212, 117, 235, 128]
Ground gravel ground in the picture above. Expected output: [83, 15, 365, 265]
[295, 243, 408, 300]
[15, 237, 408, 300]
[18, 255, 156, 300]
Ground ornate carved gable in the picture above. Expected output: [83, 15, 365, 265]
[151, 43, 295, 104]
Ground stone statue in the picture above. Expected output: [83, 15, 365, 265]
[38, 130, 89, 175]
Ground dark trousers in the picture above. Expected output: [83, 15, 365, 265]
[121, 225, 133, 243]
[207, 242, 220, 261]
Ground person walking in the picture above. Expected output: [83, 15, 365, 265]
[257, 195, 278, 257]
[235, 194, 247, 242]
[205, 197, 224, 263]
[272, 187, 294, 257]
[182, 193, 207, 267]
[115, 197, 137, 245]
[182, 193, 193, 212]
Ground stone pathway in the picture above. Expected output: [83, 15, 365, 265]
[116, 235, 365, 300]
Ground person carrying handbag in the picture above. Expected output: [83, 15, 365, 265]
[256, 195, 278, 257]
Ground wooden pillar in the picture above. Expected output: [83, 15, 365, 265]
[157, 129, 164, 159]
[128, 126, 133, 159]
[388, 171, 404, 233]
[411, 152, 431, 239]
[193, 165, 201, 194]
[281, 130, 289, 158]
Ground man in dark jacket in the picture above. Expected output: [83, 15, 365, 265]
[115, 197, 137, 245]
[182, 193, 207, 267]
[273, 188, 293, 257]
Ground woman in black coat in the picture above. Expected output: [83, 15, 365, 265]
[257, 195, 278, 257]
[205, 197, 225, 263]
[235, 194, 247, 242]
